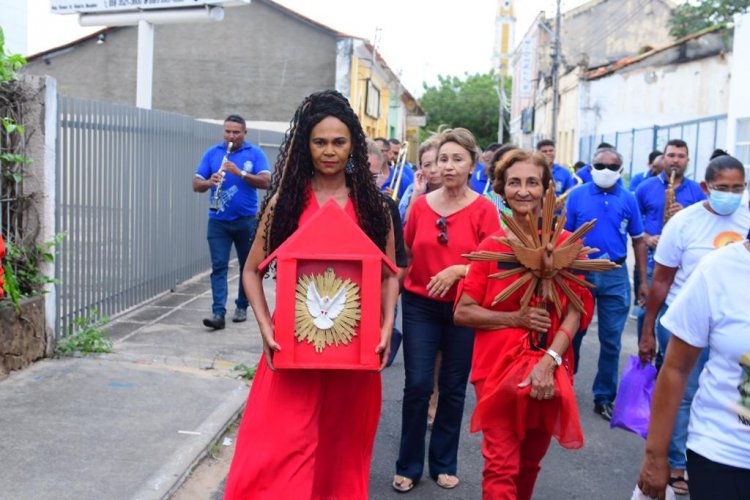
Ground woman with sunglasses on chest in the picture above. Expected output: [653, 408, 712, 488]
[393, 128, 500, 493]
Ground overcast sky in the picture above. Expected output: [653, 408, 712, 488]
[26, 0, 676, 96]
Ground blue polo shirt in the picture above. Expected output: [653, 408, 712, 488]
[564, 182, 644, 262]
[577, 164, 593, 184]
[552, 163, 576, 196]
[629, 170, 653, 192]
[195, 141, 270, 220]
[381, 163, 414, 201]
[634, 172, 706, 236]
[470, 163, 490, 194]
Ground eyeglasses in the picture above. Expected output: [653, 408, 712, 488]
[592, 163, 621, 172]
[436, 217, 448, 245]
[708, 183, 747, 194]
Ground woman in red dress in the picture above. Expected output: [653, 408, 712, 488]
[454, 150, 594, 500]
[224, 90, 399, 500]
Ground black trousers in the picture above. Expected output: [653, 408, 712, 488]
[687, 449, 750, 500]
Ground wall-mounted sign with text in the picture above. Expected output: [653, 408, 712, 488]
[50, 0, 249, 14]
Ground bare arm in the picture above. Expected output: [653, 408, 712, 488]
[638, 263, 678, 363]
[242, 196, 279, 369]
[242, 171, 272, 189]
[426, 264, 468, 298]
[638, 337, 703, 499]
[192, 173, 221, 193]
[454, 292, 552, 332]
[633, 236, 649, 305]
[221, 161, 272, 189]
[519, 304, 581, 399]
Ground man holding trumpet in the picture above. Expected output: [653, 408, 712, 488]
[193, 115, 271, 330]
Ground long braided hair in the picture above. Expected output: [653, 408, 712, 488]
[259, 90, 391, 259]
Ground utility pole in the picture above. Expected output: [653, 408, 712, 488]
[551, 0, 562, 142]
[497, 77, 504, 144]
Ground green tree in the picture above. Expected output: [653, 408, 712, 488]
[0, 27, 26, 82]
[669, 0, 750, 39]
[419, 72, 511, 148]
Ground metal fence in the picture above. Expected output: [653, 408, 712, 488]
[55, 96, 283, 337]
[0, 84, 26, 246]
[579, 115, 727, 183]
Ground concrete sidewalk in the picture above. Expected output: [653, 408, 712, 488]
[0, 266, 269, 500]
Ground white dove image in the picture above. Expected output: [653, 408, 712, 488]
[306, 281, 348, 330]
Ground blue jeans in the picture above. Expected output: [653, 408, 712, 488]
[658, 312, 710, 470]
[206, 216, 257, 316]
[397, 291, 474, 480]
[587, 265, 631, 406]
[387, 303, 402, 367]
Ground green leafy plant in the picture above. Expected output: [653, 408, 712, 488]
[56, 309, 113, 354]
[669, 0, 750, 38]
[1, 233, 63, 309]
[2, 260, 21, 310]
[0, 27, 26, 83]
[232, 363, 258, 381]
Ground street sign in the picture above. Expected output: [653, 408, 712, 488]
[50, 0, 249, 15]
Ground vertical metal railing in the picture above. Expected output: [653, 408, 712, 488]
[578, 115, 728, 184]
[55, 96, 226, 337]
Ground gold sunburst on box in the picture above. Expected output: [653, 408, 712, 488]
[295, 268, 361, 352]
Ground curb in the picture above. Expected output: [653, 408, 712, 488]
[131, 382, 249, 500]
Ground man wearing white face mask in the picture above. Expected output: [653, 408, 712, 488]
[564, 147, 649, 421]
[637, 154, 750, 495]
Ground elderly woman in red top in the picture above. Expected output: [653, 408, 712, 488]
[393, 128, 500, 493]
[454, 150, 593, 500]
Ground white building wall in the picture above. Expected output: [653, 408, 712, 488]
[579, 55, 731, 138]
[727, 12, 750, 165]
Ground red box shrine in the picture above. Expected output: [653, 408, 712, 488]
[259, 199, 397, 370]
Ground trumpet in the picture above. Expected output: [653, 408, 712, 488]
[556, 170, 583, 206]
[662, 168, 677, 226]
[209, 141, 233, 212]
[388, 141, 409, 201]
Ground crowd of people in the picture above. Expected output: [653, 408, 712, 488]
[193, 90, 750, 500]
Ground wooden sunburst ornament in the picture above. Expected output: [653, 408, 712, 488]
[464, 182, 620, 319]
[295, 267, 361, 352]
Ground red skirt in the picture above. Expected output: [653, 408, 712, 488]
[471, 341, 583, 450]
[224, 356, 382, 500]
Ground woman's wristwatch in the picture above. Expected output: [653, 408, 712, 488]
[545, 348, 562, 367]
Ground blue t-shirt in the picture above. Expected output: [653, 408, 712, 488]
[552, 163, 576, 195]
[564, 182, 644, 262]
[470, 163, 490, 194]
[381, 163, 414, 201]
[634, 172, 706, 236]
[195, 141, 270, 220]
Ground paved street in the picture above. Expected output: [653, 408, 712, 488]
[369, 312, 647, 499]
[203, 300, 649, 499]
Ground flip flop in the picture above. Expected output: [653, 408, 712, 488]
[668, 476, 689, 496]
[392, 475, 415, 493]
[436, 473, 460, 489]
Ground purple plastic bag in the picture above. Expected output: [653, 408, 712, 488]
[611, 355, 657, 439]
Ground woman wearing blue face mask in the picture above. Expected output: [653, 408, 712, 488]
[638, 154, 750, 495]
